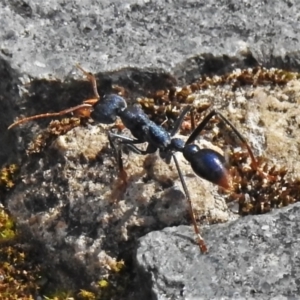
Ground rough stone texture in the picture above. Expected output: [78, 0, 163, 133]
[1, 0, 300, 299]
[1, 0, 300, 159]
[0, 59, 22, 166]
[137, 203, 300, 300]
[1, 0, 300, 81]
[4, 75, 300, 298]
[6, 123, 229, 289]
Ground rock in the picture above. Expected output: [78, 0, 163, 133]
[0, 1, 300, 81]
[2, 0, 300, 161]
[0, 59, 23, 165]
[136, 203, 300, 299]
[6, 123, 229, 290]
[1, 0, 300, 298]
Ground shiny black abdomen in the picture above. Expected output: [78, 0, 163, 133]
[183, 145, 228, 187]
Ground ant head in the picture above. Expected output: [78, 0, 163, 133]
[91, 94, 127, 124]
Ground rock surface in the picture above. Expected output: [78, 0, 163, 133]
[136, 203, 300, 300]
[1, 0, 300, 299]
[1, 0, 300, 160]
[1, 0, 300, 81]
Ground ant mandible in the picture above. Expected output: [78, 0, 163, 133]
[8, 64, 261, 253]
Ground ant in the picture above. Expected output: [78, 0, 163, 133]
[8, 65, 261, 253]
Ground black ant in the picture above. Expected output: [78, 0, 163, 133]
[8, 65, 262, 253]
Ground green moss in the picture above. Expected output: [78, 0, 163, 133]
[0, 209, 41, 299]
[43, 290, 74, 300]
[78, 290, 96, 300]
[0, 207, 131, 299]
[0, 209, 16, 240]
[0, 164, 19, 190]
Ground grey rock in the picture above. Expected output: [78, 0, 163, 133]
[0, 0, 300, 82]
[1, 0, 300, 162]
[6, 123, 229, 293]
[136, 203, 300, 300]
[1, 0, 300, 298]
[0, 59, 21, 165]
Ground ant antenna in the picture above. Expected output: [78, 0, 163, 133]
[8, 64, 101, 130]
[75, 64, 100, 100]
[8, 104, 93, 130]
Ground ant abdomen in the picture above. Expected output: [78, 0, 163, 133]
[183, 145, 231, 190]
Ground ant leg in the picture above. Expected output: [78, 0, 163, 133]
[107, 131, 157, 199]
[170, 105, 192, 137]
[108, 133, 147, 154]
[75, 64, 100, 100]
[124, 143, 156, 155]
[107, 132, 128, 191]
[75, 64, 100, 112]
[172, 153, 207, 253]
[108, 132, 141, 144]
[185, 109, 258, 170]
[190, 109, 196, 131]
[108, 132, 157, 155]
